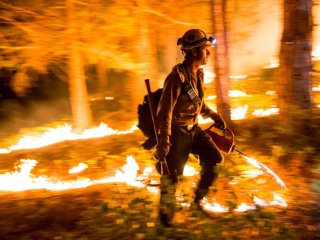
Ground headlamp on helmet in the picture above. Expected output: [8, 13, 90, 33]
[177, 29, 216, 50]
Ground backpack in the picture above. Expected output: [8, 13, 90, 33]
[137, 88, 163, 150]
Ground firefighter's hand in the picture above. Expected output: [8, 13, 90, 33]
[155, 134, 171, 161]
[210, 113, 226, 130]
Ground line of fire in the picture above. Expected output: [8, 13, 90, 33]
[0, 1, 319, 239]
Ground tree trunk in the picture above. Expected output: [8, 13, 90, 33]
[97, 59, 108, 99]
[128, 0, 160, 114]
[66, 0, 93, 131]
[211, 0, 232, 123]
[277, 0, 313, 117]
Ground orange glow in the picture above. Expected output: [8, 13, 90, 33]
[252, 107, 279, 117]
[0, 159, 91, 191]
[253, 193, 287, 207]
[263, 58, 279, 69]
[266, 90, 276, 95]
[202, 203, 229, 213]
[0, 122, 138, 154]
[241, 155, 287, 190]
[198, 104, 279, 123]
[68, 163, 88, 174]
[231, 104, 249, 120]
[312, 45, 320, 60]
[0, 118, 289, 213]
[0, 156, 144, 192]
[229, 75, 248, 79]
[229, 90, 249, 97]
[0, 155, 288, 213]
[183, 165, 199, 177]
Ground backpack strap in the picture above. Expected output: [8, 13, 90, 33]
[175, 64, 201, 105]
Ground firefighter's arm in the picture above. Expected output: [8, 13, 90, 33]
[201, 102, 226, 130]
[157, 71, 181, 136]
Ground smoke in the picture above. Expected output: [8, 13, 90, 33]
[229, 0, 281, 74]
[0, 98, 71, 140]
[229, 0, 320, 75]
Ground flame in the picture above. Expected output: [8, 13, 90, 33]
[253, 193, 287, 207]
[68, 163, 88, 174]
[203, 70, 248, 83]
[90, 96, 114, 101]
[203, 71, 216, 84]
[95, 155, 144, 188]
[252, 107, 279, 117]
[0, 122, 138, 154]
[206, 90, 248, 99]
[228, 90, 248, 97]
[0, 156, 143, 192]
[263, 58, 279, 69]
[198, 192, 287, 213]
[200, 103, 278, 122]
[0, 159, 91, 191]
[266, 90, 276, 96]
[241, 154, 287, 190]
[0, 156, 288, 213]
[201, 198, 229, 213]
[241, 169, 264, 178]
[231, 104, 248, 120]
[271, 193, 287, 207]
[0, 118, 289, 213]
[202, 103, 249, 121]
[205, 95, 217, 100]
[183, 165, 199, 177]
[312, 45, 320, 60]
[229, 75, 248, 80]
[234, 203, 257, 212]
[198, 115, 214, 124]
[199, 104, 279, 122]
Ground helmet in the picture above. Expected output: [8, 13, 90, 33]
[177, 29, 216, 50]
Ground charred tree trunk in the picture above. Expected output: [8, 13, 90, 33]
[66, 0, 93, 131]
[97, 59, 108, 98]
[277, 0, 313, 118]
[211, 0, 232, 123]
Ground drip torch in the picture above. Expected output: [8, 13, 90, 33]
[205, 124, 287, 190]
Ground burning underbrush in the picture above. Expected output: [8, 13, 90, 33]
[0, 120, 318, 239]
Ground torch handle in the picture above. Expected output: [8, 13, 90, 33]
[208, 124, 234, 140]
[145, 79, 159, 144]
[144, 79, 171, 176]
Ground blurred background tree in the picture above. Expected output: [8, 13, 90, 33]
[0, 0, 319, 131]
[277, 0, 314, 120]
[211, 0, 232, 123]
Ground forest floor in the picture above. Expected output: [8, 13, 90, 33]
[0, 116, 319, 240]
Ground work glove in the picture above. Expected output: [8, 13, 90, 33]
[210, 112, 226, 130]
[155, 134, 171, 161]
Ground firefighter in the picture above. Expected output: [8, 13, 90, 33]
[155, 29, 226, 226]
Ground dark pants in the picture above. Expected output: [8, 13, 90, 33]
[158, 124, 223, 218]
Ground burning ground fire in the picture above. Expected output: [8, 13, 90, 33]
[0, 156, 145, 192]
[0, 104, 279, 154]
[0, 153, 287, 213]
[0, 122, 138, 154]
[0, 121, 288, 213]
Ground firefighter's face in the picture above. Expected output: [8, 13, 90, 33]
[194, 46, 211, 65]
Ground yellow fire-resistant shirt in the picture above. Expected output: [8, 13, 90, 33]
[157, 62, 215, 136]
